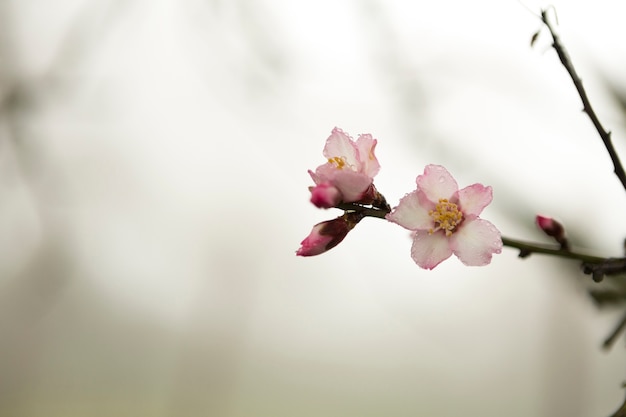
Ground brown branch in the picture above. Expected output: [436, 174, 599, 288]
[540, 9, 626, 192]
[336, 202, 388, 219]
[501, 236, 604, 264]
[337, 203, 618, 279]
[603, 312, 626, 350]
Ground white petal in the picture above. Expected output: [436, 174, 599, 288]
[411, 230, 453, 269]
[332, 170, 372, 202]
[416, 165, 458, 202]
[323, 128, 358, 168]
[458, 184, 492, 217]
[386, 190, 434, 230]
[355, 134, 380, 177]
[450, 218, 502, 266]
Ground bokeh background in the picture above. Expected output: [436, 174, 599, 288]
[1, 0, 626, 416]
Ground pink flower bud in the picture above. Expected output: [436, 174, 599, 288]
[296, 212, 364, 257]
[536, 215, 568, 249]
[310, 183, 342, 208]
[536, 215, 562, 236]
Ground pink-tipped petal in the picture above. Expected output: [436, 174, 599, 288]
[536, 215, 551, 229]
[386, 190, 434, 230]
[416, 165, 459, 202]
[410, 230, 453, 269]
[536, 215, 562, 235]
[323, 127, 359, 168]
[458, 184, 493, 217]
[355, 134, 380, 177]
[450, 218, 502, 266]
[296, 223, 334, 256]
[296, 213, 363, 257]
[310, 183, 341, 208]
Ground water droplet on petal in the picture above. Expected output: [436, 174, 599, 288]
[438, 176, 445, 183]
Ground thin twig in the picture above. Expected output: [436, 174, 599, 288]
[603, 312, 626, 350]
[540, 9, 626, 192]
[336, 203, 388, 219]
[501, 236, 605, 264]
[337, 202, 612, 267]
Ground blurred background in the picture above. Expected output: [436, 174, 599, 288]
[1, 0, 626, 416]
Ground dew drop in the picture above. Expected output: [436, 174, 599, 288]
[438, 176, 445, 183]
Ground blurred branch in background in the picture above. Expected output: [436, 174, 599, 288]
[0, 1, 134, 415]
[357, 0, 429, 144]
[0, 1, 280, 416]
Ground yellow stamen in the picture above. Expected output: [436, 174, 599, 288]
[428, 199, 463, 236]
[328, 156, 347, 169]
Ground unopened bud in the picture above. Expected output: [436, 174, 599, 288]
[296, 212, 365, 256]
[310, 183, 342, 209]
[536, 215, 569, 250]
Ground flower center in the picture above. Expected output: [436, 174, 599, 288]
[328, 156, 347, 169]
[429, 199, 463, 236]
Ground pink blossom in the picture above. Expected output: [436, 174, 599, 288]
[308, 127, 380, 208]
[386, 165, 502, 269]
[296, 212, 364, 256]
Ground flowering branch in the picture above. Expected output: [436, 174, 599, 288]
[297, 16, 626, 277]
[295, 8, 626, 414]
[337, 202, 607, 263]
[336, 201, 626, 284]
[538, 9, 626, 192]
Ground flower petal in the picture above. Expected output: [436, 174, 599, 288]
[323, 127, 359, 168]
[355, 134, 380, 178]
[386, 190, 434, 231]
[410, 230, 453, 269]
[308, 169, 321, 185]
[331, 170, 373, 202]
[296, 223, 335, 256]
[416, 165, 459, 202]
[450, 218, 502, 266]
[310, 183, 341, 208]
[458, 184, 493, 217]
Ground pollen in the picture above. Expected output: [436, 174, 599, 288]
[328, 156, 347, 169]
[428, 199, 463, 236]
